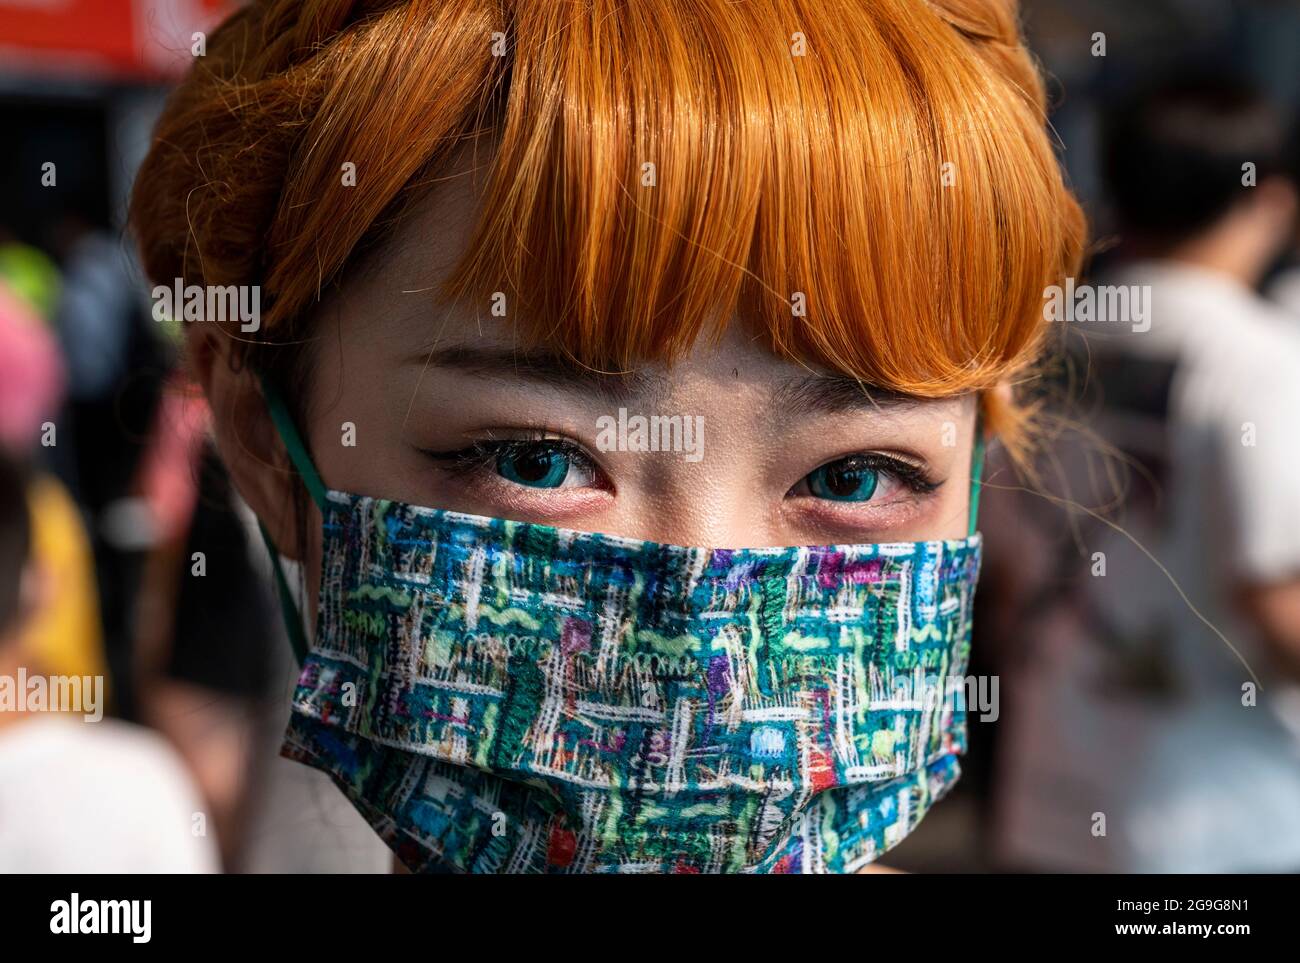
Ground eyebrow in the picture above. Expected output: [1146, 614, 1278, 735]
[407, 343, 926, 415]
[771, 374, 926, 417]
[406, 344, 664, 404]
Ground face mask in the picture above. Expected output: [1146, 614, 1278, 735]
[258, 384, 985, 874]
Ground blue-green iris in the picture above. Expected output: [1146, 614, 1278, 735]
[806, 461, 879, 502]
[497, 447, 570, 488]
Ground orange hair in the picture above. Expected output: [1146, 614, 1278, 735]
[131, 0, 1085, 461]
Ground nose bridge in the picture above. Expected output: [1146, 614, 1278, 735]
[644, 507, 760, 549]
[636, 464, 772, 549]
[613, 372, 772, 547]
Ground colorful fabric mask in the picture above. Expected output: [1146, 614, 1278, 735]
[260, 386, 985, 874]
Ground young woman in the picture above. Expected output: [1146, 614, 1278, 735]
[130, 0, 1084, 873]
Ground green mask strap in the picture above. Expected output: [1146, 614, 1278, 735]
[260, 523, 311, 667]
[256, 376, 330, 666]
[968, 406, 986, 537]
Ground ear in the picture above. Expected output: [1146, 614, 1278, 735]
[189, 327, 314, 560]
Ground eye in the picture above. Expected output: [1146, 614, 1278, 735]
[496, 445, 572, 489]
[805, 460, 880, 502]
[792, 453, 938, 504]
[421, 437, 600, 491]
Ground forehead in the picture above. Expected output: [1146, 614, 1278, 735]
[326, 141, 969, 427]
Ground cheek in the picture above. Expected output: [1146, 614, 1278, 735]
[469, 483, 616, 526]
[933, 481, 974, 540]
[300, 307, 416, 498]
[306, 398, 411, 499]
[783, 483, 965, 544]
[935, 446, 976, 540]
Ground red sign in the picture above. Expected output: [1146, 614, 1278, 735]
[0, 0, 234, 80]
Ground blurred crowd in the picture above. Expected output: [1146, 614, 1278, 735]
[1, 0, 1300, 873]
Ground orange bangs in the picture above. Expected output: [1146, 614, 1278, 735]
[133, 0, 1085, 432]
[451, 0, 1085, 399]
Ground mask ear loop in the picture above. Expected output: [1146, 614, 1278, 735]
[256, 375, 329, 666]
[968, 405, 986, 537]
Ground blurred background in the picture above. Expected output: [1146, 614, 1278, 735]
[0, 0, 1298, 873]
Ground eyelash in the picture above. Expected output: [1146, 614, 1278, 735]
[808, 452, 942, 496]
[421, 436, 940, 496]
[421, 435, 600, 481]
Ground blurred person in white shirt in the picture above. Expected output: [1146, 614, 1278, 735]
[990, 74, 1300, 872]
[0, 452, 218, 873]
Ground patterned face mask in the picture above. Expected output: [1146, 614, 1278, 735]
[259, 386, 985, 874]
